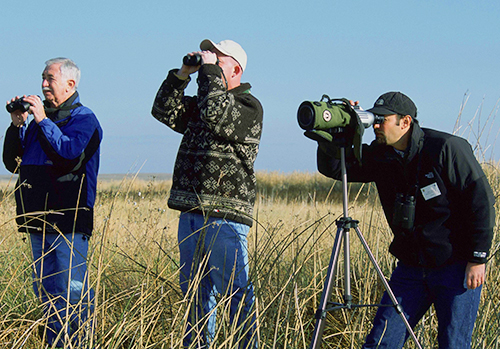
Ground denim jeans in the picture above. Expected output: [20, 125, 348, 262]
[363, 261, 481, 349]
[178, 212, 256, 348]
[30, 232, 94, 348]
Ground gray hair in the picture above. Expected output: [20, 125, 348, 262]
[45, 57, 81, 90]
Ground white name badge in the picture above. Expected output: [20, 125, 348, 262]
[421, 182, 441, 201]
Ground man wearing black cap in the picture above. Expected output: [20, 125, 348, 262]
[317, 92, 495, 348]
[152, 39, 263, 348]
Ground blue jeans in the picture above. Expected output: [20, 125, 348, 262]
[178, 212, 256, 348]
[363, 261, 481, 349]
[30, 232, 94, 347]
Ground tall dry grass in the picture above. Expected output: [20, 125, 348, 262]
[0, 166, 498, 348]
[0, 96, 499, 348]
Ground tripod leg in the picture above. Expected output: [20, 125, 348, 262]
[354, 226, 422, 349]
[309, 227, 345, 349]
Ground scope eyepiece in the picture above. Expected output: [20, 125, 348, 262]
[353, 109, 384, 128]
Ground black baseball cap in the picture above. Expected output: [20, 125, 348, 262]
[367, 92, 417, 118]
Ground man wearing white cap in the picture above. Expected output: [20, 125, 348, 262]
[152, 39, 263, 348]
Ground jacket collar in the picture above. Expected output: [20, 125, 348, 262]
[230, 82, 252, 94]
[406, 121, 425, 162]
[371, 121, 425, 164]
[43, 92, 80, 122]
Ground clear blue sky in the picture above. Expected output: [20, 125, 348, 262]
[1, 0, 499, 175]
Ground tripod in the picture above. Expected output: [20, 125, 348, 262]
[309, 145, 422, 349]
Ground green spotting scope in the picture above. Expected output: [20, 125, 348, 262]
[297, 95, 384, 161]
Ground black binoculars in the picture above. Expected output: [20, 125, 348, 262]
[6, 97, 31, 113]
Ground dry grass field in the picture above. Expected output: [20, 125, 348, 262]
[0, 166, 498, 348]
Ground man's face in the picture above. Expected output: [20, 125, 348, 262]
[216, 55, 236, 78]
[212, 51, 241, 90]
[42, 63, 73, 107]
[373, 114, 406, 147]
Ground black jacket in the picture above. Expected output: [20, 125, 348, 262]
[317, 122, 495, 267]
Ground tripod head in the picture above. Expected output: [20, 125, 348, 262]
[328, 127, 352, 148]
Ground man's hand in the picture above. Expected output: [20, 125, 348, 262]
[23, 95, 46, 124]
[199, 50, 218, 65]
[465, 262, 485, 289]
[8, 96, 29, 127]
[177, 50, 218, 79]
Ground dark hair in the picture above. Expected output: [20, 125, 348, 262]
[395, 114, 418, 126]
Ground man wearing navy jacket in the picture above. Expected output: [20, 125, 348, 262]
[3, 57, 102, 348]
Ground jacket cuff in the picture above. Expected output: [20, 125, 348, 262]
[167, 69, 191, 90]
[470, 250, 488, 264]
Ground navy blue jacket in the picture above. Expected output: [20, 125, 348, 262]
[317, 122, 495, 268]
[3, 92, 103, 236]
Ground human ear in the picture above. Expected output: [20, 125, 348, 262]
[67, 79, 76, 92]
[232, 64, 241, 78]
[403, 115, 412, 128]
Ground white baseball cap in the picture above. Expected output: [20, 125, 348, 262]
[200, 39, 247, 72]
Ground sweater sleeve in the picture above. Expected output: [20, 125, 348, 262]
[196, 64, 263, 144]
[151, 69, 198, 134]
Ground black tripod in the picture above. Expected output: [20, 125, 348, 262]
[309, 144, 422, 349]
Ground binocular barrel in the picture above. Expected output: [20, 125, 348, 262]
[183, 55, 202, 66]
[6, 98, 31, 113]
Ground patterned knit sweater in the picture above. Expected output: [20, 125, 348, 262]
[152, 64, 263, 226]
